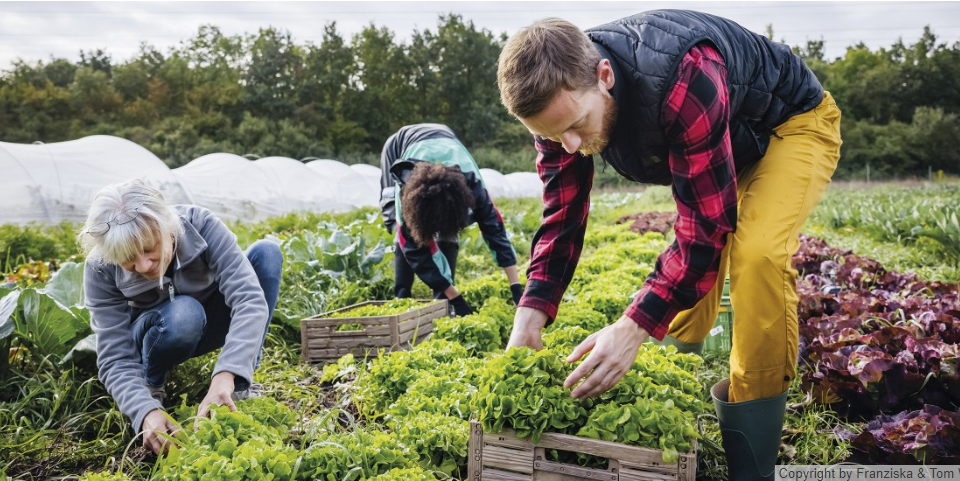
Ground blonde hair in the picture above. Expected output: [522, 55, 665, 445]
[497, 17, 602, 119]
[78, 179, 183, 276]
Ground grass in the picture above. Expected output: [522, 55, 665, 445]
[0, 361, 136, 478]
[692, 351, 860, 480]
[692, 351, 729, 481]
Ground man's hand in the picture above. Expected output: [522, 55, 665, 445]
[142, 408, 180, 455]
[563, 315, 650, 399]
[195, 371, 237, 430]
[506, 307, 549, 350]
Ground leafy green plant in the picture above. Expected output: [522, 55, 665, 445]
[459, 272, 514, 308]
[326, 298, 428, 331]
[475, 344, 704, 462]
[1, 262, 90, 375]
[299, 428, 416, 480]
[41, 261, 85, 308]
[577, 397, 697, 463]
[384, 372, 477, 421]
[354, 339, 471, 419]
[284, 221, 387, 283]
[585, 368, 706, 420]
[391, 412, 469, 477]
[78, 471, 132, 481]
[0, 287, 16, 361]
[4, 260, 52, 287]
[411, 338, 471, 364]
[171, 396, 297, 444]
[157, 398, 301, 480]
[475, 297, 515, 344]
[433, 312, 501, 356]
[158, 434, 301, 480]
[631, 344, 704, 397]
[475, 347, 585, 443]
[327, 298, 426, 319]
[547, 302, 609, 334]
[0, 224, 60, 273]
[320, 353, 358, 384]
[354, 348, 441, 419]
[275, 219, 393, 330]
[569, 277, 639, 321]
[542, 325, 592, 352]
[367, 466, 439, 480]
[11, 288, 90, 359]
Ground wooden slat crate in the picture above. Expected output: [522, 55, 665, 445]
[300, 299, 447, 364]
[467, 421, 696, 481]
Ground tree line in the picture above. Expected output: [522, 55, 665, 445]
[0, 15, 958, 185]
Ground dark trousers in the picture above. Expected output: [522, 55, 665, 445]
[394, 240, 459, 299]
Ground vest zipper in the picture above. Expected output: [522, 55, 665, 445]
[168, 284, 175, 302]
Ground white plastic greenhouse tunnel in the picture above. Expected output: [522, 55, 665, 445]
[0, 135, 543, 225]
[0, 135, 190, 225]
[347, 163, 383, 194]
[479, 168, 542, 200]
[304, 159, 380, 210]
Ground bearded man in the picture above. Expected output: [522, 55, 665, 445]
[498, 11, 841, 480]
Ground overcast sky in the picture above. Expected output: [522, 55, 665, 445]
[2, 1, 959, 70]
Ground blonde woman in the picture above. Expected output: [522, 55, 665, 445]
[78, 179, 282, 454]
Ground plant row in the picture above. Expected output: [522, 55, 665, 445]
[792, 234, 960, 464]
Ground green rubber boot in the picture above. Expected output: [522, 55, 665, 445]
[658, 335, 704, 355]
[711, 378, 787, 481]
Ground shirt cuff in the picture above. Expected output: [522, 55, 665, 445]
[430, 279, 453, 295]
[132, 398, 164, 435]
[517, 278, 566, 322]
[623, 286, 678, 341]
[213, 364, 253, 392]
[496, 251, 518, 268]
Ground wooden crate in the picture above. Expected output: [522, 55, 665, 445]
[467, 421, 696, 481]
[300, 299, 447, 364]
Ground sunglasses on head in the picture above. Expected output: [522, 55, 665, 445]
[85, 203, 145, 237]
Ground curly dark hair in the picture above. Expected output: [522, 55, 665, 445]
[401, 162, 475, 245]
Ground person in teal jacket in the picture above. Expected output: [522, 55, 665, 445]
[379, 123, 522, 315]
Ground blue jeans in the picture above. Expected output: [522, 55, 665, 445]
[131, 240, 282, 388]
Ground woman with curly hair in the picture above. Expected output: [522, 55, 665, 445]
[380, 123, 522, 316]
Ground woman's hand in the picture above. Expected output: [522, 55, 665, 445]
[195, 371, 237, 430]
[449, 295, 474, 316]
[142, 408, 180, 455]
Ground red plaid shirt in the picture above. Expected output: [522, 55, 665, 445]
[519, 43, 737, 341]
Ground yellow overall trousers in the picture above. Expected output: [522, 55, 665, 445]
[666, 91, 842, 402]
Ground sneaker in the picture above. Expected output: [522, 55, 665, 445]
[147, 384, 166, 404]
[231, 382, 265, 401]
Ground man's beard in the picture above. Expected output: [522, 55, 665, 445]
[578, 92, 617, 156]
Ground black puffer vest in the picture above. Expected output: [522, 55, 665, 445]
[586, 10, 824, 185]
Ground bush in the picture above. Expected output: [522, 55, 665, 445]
[0, 224, 61, 272]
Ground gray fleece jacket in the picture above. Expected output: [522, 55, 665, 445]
[84, 205, 269, 433]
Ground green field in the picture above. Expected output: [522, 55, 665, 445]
[1, 181, 959, 480]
